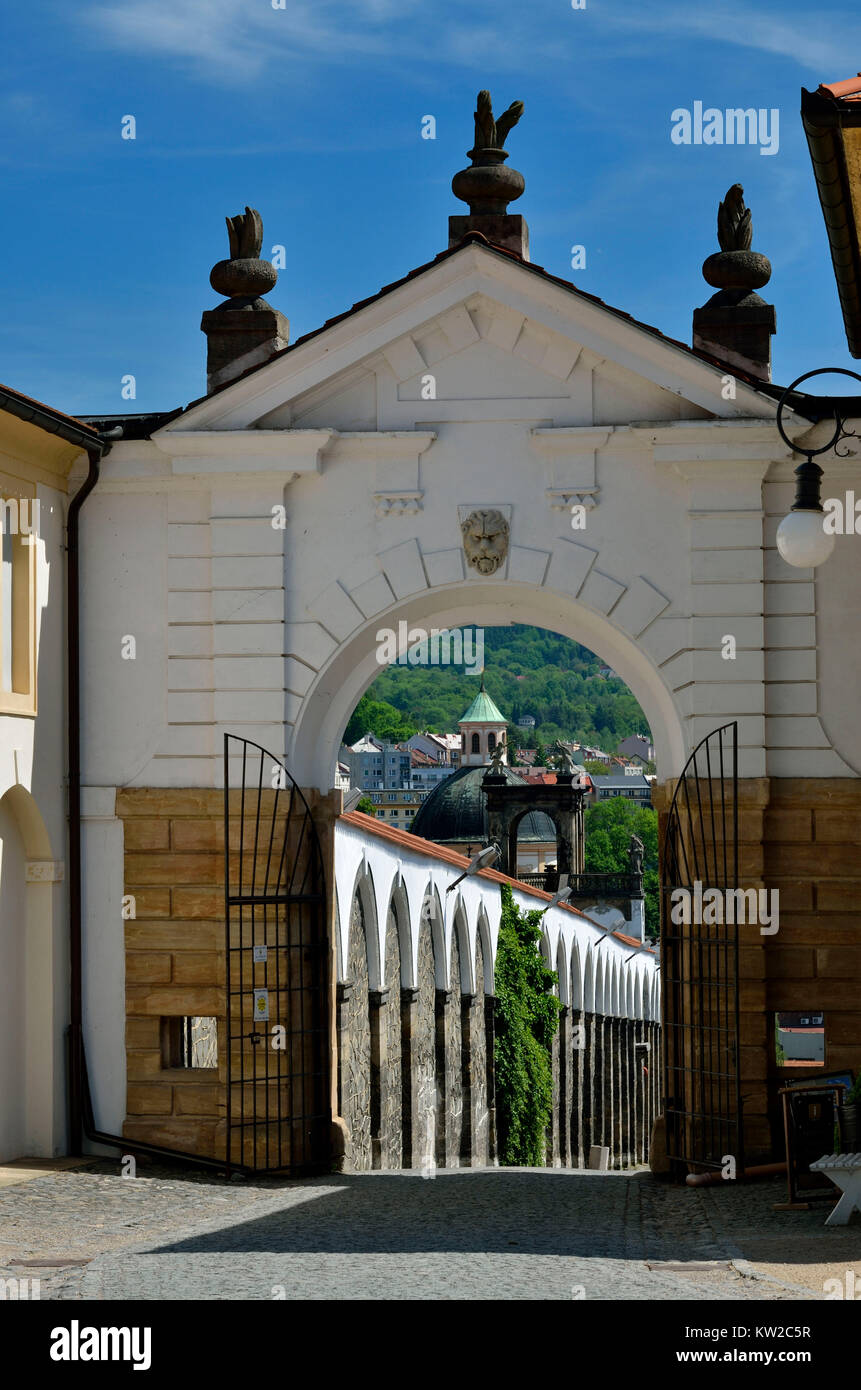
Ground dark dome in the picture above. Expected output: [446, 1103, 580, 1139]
[410, 764, 556, 847]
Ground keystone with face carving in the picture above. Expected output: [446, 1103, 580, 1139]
[460, 509, 510, 575]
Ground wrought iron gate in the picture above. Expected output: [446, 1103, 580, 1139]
[661, 722, 743, 1176]
[223, 735, 330, 1174]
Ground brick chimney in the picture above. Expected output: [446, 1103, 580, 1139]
[449, 89, 529, 260]
[200, 206, 288, 393]
[692, 184, 775, 382]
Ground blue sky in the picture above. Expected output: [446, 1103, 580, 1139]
[2, 0, 859, 416]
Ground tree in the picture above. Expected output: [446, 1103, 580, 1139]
[584, 797, 660, 940]
[533, 741, 548, 767]
[583, 759, 610, 777]
[343, 694, 416, 746]
[493, 885, 561, 1165]
[358, 624, 653, 750]
[355, 796, 377, 817]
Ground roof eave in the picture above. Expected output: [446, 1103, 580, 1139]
[0, 381, 104, 455]
[802, 85, 861, 359]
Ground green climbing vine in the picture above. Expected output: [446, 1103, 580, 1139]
[493, 883, 562, 1165]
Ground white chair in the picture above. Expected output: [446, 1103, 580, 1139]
[809, 1153, 861, 1226]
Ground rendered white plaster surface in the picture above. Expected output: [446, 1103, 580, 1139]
[78, 244, 860, 793]
[70, 242, 861, 1123]
[0, 480, 71, 1157]
[333, 820, 657, 1023]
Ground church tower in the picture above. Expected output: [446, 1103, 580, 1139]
[458, 677, 508, 767]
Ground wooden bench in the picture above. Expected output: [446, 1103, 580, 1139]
[809, 1154, 861, 1225]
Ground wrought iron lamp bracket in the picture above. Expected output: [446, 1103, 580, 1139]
[776, 367, 861, 509]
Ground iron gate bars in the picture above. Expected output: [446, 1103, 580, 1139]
[661, 722, 742, 1177]
[223, 735, 330, 1175]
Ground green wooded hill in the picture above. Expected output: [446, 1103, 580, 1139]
[343, 625, 651, 751]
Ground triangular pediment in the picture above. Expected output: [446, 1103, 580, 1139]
[157, 241, 777, 439]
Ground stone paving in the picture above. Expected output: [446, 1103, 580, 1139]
[0, 1159, 857, 1300]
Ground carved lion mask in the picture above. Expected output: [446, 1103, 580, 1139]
[460, 509, 510, 576]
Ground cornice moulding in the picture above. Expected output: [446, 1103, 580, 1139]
[530, 427, 612, 454]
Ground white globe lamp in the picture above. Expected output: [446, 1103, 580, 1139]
[775, 509, 835, 569]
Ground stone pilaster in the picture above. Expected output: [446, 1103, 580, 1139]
[399, 987, 419, 1168]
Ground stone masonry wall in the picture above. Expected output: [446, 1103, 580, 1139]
[654, 776, 861, 1165]
[119, 786, 340, 1163]
[119, 788, 658, 1172]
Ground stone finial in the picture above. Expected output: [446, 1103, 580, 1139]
[226, 206, 264, 260]
[201, 205, 289, 393]
[208, 205, 278, 305]
[703, 184, 771, 293]
[469, 90, 524, 163]
[692, 184, 775, 381]
[449, 90, 529, 260]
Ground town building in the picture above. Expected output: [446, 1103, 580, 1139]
[407, 730, 461, 767]
[409, 749, 456, 793]
[3, 82, 859, 1179]
[343, 737, 411, 791]
[589, 773, 653, 806]
[364, 786, 428, 831]
[617, 734, 655, 765]
[412, 684, 558, 872]
[457, 678, 509, 767]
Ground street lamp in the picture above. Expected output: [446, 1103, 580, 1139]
[446, 840, 499, 893]
[539, 874, 572, 917]
[775, 367, 861, 569]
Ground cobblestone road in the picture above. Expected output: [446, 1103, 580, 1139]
[0, 1161, 853, 1301]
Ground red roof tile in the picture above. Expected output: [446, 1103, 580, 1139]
[820, 74, 861, 102]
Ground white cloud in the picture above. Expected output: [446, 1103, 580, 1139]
[607, 3, 860, 78]
[78, 0, 861, 89]
[81, 0, 428, 81]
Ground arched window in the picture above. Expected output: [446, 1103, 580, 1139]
[488, 732, 496, 751]
[471, 732, 480, 753]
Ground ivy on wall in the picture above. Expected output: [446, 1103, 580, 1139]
[493, 884, 561, 1166]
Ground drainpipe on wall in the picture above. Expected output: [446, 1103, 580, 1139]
[66, 434, 114, 1153]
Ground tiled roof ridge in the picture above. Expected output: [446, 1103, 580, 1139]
[178, 231, 781, 414]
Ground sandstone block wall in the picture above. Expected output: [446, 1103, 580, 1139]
[654, 776, 861, 1166]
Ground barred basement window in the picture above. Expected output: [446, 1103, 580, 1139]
[162, 1016, 218, 1070]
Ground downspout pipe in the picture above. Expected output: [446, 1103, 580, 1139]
[67, 434, 114, 1153]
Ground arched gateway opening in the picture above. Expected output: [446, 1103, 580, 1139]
[326, 613, 668, 1175]
[287, 584, 686, 792]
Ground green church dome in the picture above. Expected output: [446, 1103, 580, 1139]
[458, 686, 506, 725]
[410, 763, 556, 847]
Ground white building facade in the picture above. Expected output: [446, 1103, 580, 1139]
[62, 196, 861, 1166]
